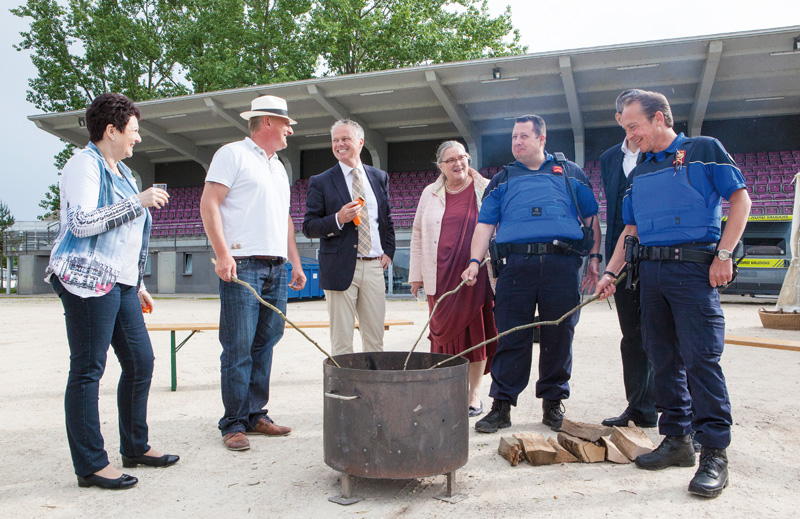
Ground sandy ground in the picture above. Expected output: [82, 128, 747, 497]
[1, 292, 799, 519]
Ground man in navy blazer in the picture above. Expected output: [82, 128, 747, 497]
[599, 89, 657, 428]
[303, 119, 395, 355]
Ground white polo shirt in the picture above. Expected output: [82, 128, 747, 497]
[205, 137, 289, 258]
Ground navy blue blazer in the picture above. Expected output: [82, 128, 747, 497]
[302, 164, 395, 291]
[600, 143, 627, 261]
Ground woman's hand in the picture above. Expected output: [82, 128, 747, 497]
[410, 281, 422, 298]
[137, 187, 170, 209]
[138, 289, 155, 313]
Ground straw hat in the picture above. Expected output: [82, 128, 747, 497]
[239, 95, 297, 125]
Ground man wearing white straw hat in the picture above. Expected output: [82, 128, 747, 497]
[201, 95, 307, 451]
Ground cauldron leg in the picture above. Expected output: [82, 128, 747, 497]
[328, 472, 364, 505]
[434, 471, 467, 503]
[446, 470, 456, 497]
[342, 473, 355, 498]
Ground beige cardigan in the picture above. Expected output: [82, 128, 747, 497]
[408, 168, 490, 296]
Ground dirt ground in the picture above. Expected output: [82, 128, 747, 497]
[1, 293, 798, 519]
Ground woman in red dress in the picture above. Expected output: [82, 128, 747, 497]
[409, 141, 497, 416]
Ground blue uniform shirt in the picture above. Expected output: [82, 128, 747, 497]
[622, 133, 746, 245]
[479, 152, 598, 243]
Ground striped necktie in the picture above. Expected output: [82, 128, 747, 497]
[352, 168, 372, 256]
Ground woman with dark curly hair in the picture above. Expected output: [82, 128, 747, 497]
[46, 93, 178, 490]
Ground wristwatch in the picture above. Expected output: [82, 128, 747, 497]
[588, 253, 603, 262]
[716, 249, 732, 261]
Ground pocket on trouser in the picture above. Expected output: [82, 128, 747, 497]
[697, 304, 725, 356]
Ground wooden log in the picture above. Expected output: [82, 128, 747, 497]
[513, 433, 557, 466]
[559, 418, 613, 443]
[498, 436, 522, 466]
[610, 423, 656, 460]
[599, 435, 631, 464]
[547, 437, 579, 463]
[557, 432, 605, 463]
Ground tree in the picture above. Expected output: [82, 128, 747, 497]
[15, 0, 526, 212]
[0, 201, 16, 290]
[168, 0, 318, 93]
[13, 0, 191, 217]
[309, 0, 526, 76]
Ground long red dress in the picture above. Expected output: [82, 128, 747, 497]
[427, 186, 497, 365]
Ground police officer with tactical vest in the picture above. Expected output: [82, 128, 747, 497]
[595, 90, 750, 498]
[462, 114, 602, 434]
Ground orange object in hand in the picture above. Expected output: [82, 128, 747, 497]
[352, 197, 365, 226]
[141, 302, 152, 314]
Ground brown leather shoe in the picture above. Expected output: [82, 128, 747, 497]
[247, 416, 291, 436]
[223, 431, 250, 451]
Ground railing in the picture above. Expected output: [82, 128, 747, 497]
[2, 229, 58, 256]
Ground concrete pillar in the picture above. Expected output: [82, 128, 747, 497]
[279, 145, 302, 183]
[158, 251, 177, 294]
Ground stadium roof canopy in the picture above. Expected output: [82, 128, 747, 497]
[29, 25, 800, 171]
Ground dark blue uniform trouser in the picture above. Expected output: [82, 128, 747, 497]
[639, 260, 732, 449]
[613, 270, 657, 422]
[489, 252, 581, 406]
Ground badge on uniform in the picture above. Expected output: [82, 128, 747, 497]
[552, 165, 563, 174]
[674, 149, 685, 174]
[532, 207, 542, 216]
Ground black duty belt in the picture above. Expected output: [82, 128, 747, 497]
[507, 242, 567, 255]
[637, 243, 715, 265]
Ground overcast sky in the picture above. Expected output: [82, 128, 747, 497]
[1, 1, 796, 221]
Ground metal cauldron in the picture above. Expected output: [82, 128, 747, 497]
[323, 352, 469, 501]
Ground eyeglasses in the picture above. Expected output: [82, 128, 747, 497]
[440, 154, 470, 165]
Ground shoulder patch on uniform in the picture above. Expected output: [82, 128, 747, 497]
[552, 165, 563, 174]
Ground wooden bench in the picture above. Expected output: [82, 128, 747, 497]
[724, 335, 800, 353]
[146, 319, 415, 391]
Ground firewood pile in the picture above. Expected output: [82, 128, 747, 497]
[497, 418, 656, 466]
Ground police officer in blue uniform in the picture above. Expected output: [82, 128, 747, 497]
[462, 115, 601, 434]
[596, 91, 750, 498]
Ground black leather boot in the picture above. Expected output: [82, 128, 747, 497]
[542, 399, 564, 431]
[475, 399, 511, 433]
[688, 447, 729, 498]
[635, 434, 696, 470]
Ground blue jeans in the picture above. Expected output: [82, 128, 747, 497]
[218, 258, 287, 436]
[52, 276, 154, 478]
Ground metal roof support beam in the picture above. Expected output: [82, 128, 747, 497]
[204, 97, 250, 136]
[559, 56, 585, 167]
[306, 84, 388, 170]
[138, 120, 212, 170]
[425, 70, 483, 168]
[689, 41, 723, 137]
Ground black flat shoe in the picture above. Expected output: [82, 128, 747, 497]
[468, 400, 484, 417]
[77, 473, 138, 490]
[121, 453, 180, 468]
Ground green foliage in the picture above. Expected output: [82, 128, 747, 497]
[14, 0, 525, 210]
[309, 0, 526, 75]
[169, 0, 318, 92]
[37, 183, 60, 221]
[12, 0, 190, 112]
